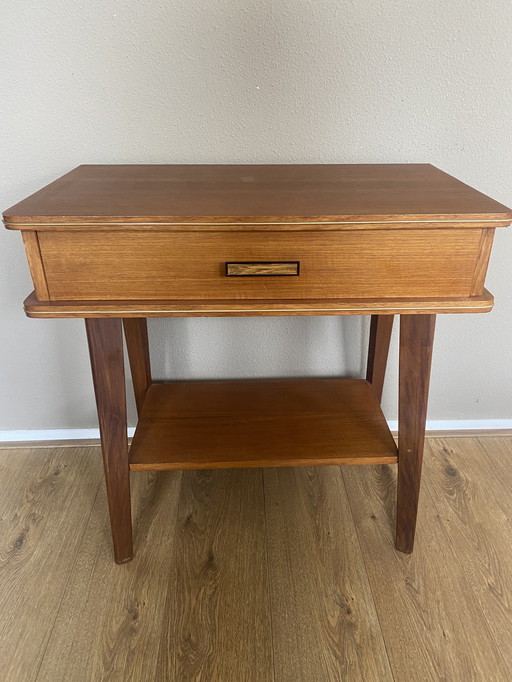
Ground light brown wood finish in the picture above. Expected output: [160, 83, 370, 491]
[342, 442, 512, 681]
[424, 438, 512, 678]
[22, 289, 495, 318]
[264, 466, 393, 681]
[5, 164, 510, 565]
[0, 447, 103, 682]
[366, 315, 394, 403]
[4, 164, 511, 226]
[85, 318, 132, 563]
[21, 231, 50, 300]
[470, 227, 495, 295]
[396, 314, 436, 553]
[11, 219, 509, 231]
[37, 228, 484, 301]
[37, 467, 183, 682]
[157, 469, 273, 681]
[3, 437, 512, 681]
[478, 435, 512, 491]
[226, 261, 300, 276]
[128, 379, 398, 470]
[122, 318, 151, 416]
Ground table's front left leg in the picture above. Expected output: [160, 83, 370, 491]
[396, 314, 436, 554]
[85, 318, 133, 564]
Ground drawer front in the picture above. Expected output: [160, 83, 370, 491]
[38, 229, 485, 301]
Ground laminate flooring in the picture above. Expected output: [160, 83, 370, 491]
[1, 436, 512, 681]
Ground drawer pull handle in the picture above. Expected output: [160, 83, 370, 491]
[225, 261, 300, 277]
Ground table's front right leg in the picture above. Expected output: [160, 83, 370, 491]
[396, 314, 436, 554]
[85, 318, 133, 564]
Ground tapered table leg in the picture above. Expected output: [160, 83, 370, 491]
[366, 315, 394, 404]
[85, 318, 133, 564]
[396, 314, 436, 553]
[123, 318, 152, 417]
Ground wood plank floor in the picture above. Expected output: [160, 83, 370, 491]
[1, 436, 512, 681]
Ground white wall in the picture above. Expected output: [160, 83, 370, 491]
[1, 0, 512, 433]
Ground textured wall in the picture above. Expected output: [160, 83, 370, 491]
[1, 0, 511, 431]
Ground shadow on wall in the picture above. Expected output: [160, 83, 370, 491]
[149, 316, 368, 382]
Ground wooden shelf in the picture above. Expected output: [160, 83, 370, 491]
[128, 378, 398, 471]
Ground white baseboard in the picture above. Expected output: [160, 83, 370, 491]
[0, 427, 135, 443]
[386, 419, 512, 432]
[0, 421, 511, 443]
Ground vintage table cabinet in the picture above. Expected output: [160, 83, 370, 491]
[4, 164, 511, 564]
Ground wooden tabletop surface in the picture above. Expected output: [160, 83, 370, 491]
[4, 164, 511, 227]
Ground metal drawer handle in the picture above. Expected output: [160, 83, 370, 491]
[225, 261, 300, 277]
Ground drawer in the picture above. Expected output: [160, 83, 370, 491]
[36, 228, 488, 301]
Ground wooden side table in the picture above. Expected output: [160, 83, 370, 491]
[4, 164, 511, 564]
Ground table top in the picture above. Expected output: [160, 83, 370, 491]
[4, 164, 511, 228]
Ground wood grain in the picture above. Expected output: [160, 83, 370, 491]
[478, 435, 512, 493]
[470, 228, 495, 295]
[38, 228, 483, 301]
[157, 469, 273, 681]
[4, 164, 511, 226]
[342, 459, 512, 681]
[396, 314, 436, 553]
[423, 437, 512, 678]
[2, 438, 512, 680]
[0, 447, 103, 682]
[86, 318, 132, 563]
[264, 466, 393, 681]
[123, 318, 151, 416]
[128, 379, 398, 470]
[21, 231, 50, 300]
[366, 315, 394, 403]
[22, 289, 495, 318]
[226, 261, 300, 276]
[37, 466, 183, 682]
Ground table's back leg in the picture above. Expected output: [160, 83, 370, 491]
[85, 318, 133, 564]
[366, 314, 394, 403]
[396, 314, 436, 553]
[123, 318, 152, 417]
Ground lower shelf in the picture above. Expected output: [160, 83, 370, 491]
[128, 378, 398, 471]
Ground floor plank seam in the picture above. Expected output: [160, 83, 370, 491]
[154, 470, 183, 679]
[476, 436, 512, 495]
[34, 480, 103, 682]
[4, 438, 512, 680]
[339, 465, 397, 682]
[422, 443, 512, 679]
[261, 469, 277, 682]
